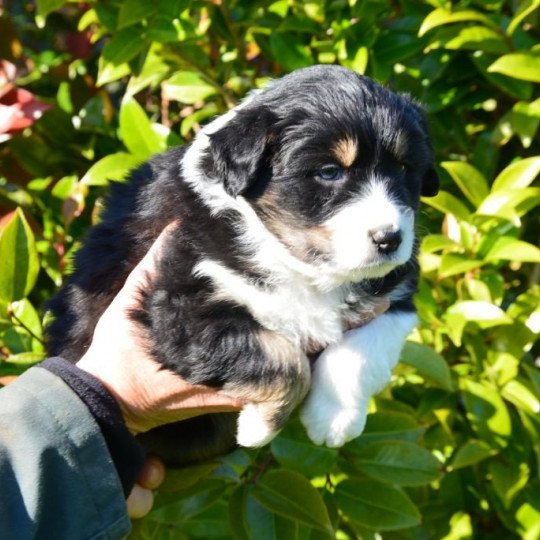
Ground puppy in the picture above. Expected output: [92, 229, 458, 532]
[46, 65, 439, 464]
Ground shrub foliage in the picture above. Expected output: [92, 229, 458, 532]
[1, 1, 539, 538]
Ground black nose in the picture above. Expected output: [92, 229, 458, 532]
[370, 229, 402, 254]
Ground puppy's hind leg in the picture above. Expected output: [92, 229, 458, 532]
[224, 330, 311, 448]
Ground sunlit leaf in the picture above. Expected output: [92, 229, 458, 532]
[461, 380, 512, 448]
[441, 161, 489, 207]
[119, 98, 165, 159]
[488, 51, 540, 83]
[0, 209, 39, 302]
[400, 341, 453, 390]
[418, 8, 497, 37]
[491, 156, 540, 191]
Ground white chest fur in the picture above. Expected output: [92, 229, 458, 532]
[193, 258, 347, 348]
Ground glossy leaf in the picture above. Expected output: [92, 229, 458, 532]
[491, 156, 540, 191]
[450, 440, 495, 469]
[271, 421, 337, 477]
[162, 72, 218, 104]
[488, 51, 540, 83]
[462, 380, 512, 448]
[119, 98, 165, 159]
[441, 161, 489, 207]
[351, 440, 442, 486]
[80, 152, 141, 186]
[418, 8, 497, 37]
[485, 237, 540, 263]
[334, 479, 421, 530]
[253, 469, 333, 535]
[400, 341, 453, 390]
[422, 191, 471, 221]
[0, 209, 39, 302]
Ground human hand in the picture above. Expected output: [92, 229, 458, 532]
[126, 456, 165, 519]
[77, 224, 243, 435]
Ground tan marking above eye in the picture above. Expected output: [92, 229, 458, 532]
[332, 137, 358, 167]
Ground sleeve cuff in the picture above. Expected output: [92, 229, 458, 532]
[40, 357, 146, 496]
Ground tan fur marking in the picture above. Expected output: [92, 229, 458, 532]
[332, 137, 358, 167]
[221, 330, 310, 427]
[253, 188, 332, 263]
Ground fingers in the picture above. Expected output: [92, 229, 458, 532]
[126, 457, 166, 519]
[137, 456, 165, 490]
[126, 485, 154, 519]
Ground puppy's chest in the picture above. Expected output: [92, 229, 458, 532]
[195, 259, 380, 350]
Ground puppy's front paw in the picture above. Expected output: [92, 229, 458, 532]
[300, 398, 368, 447]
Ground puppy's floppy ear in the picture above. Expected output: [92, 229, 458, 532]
[208, 107, 277, 197]
[422, 167, 439, 197]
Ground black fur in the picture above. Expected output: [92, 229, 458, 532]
[46, 66, 438, 465]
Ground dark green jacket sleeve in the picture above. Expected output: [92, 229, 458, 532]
[0, 366, 132, 540]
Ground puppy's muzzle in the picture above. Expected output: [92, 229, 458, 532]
[369, 228, 402, 255]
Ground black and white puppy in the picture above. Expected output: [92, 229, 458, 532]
[46, 65, 439, 464]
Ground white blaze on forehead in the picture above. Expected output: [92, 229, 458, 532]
[324, 181, 414, 279]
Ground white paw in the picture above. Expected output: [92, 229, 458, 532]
[236, 404, 277, 447]
[300, 398, 368, 447]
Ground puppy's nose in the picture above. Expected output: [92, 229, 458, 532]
[369, 228, 402, 254]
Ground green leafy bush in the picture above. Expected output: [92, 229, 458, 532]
[1, 1, 539, 538]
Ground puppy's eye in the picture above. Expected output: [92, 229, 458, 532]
[318, 165, 344, 181]
[399, 163, 409, 173]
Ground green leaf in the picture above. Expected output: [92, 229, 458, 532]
[491, 156, 540, 191]
[80, 153, 141, 186]
[421, 234, 461, 254]
[159, 462, 220, 493]
[488, 51, 540, 83]
[439, 254, 485, 279]
[502, 380, 540, 415]
[461, 380, 512, 448]
[446, 301, 512, 328]
[418, 8, 497, 37]
[334, 479, 421, 531]
[36, 0, 64, 18]
[485, 237, 540, 264]
[422, 191, 471, 221]
[351, 441, 442, 486]
[271, 421, 337, 477]
[345, 411, 423, 451]
[229, 485, 310, 540]
[119, 98, 165, 159]
[450, 440, 495, 469]
[507, 0, 540, 35]
[10, 299, 43, 341]
[270, 33, 313, 71]
[102, 27, 147, 65]
[436, 26, 509, 54]
[400, 342, 453, 390]
[151, 479, 227, 523]
[162, 72, 218, 104]
[253, 469, 333, 535]
[118, 0, 155, 29]
[0, 209, 40, 302]
[476, 188, 540, 219]
[441, 161, 489, 207]
[96, 57, 131, 86]
[489, 460, 530, 507]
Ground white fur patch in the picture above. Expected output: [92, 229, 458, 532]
[300, 311, 418, 447]
[324, 181, 414, 281]
[237, 403, 276, 447]
[193, 258, 344, 348]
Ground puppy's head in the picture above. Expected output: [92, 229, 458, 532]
[199, 66, 439, 284]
